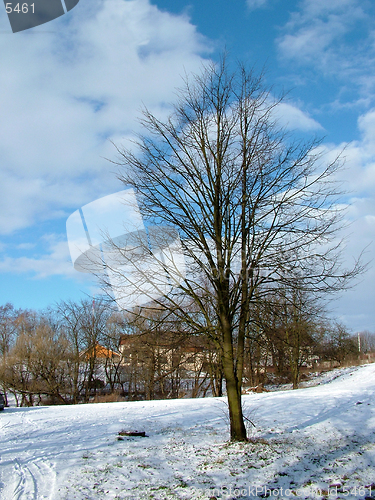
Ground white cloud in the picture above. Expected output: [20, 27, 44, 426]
[357, 109, 375, 156]
[246, 0, 268, 11]
[15, 243, 36, 250]
[276, 0, 373, 88]
[325, 109, 375, 195]
[317, 134, 375, 331]
[0, 233, 99, 285]
[295, 109, 375, 331]
[0, 0, 210, 235]
[296, 0, 360, 18]
[273, 102, 323, 131]
[0, 236, 77, 279]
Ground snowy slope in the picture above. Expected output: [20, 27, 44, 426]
[1, 364, 375, 500]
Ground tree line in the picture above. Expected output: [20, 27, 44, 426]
[0, 297, 371, 408]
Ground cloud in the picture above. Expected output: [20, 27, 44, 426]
[0, 235, 82, 279]
[290, 108, 375, 331]
[273, 102, 323, 131]
[276, 0, 375, 93]
[326, 109, 375, 196]
[357, 109, 375, 156]
[246, 0, 269, 11]
[0, 0, 211, 235]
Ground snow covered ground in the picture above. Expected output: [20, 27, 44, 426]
[1, 364, 375, 500]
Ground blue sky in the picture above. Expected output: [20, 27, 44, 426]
[0, 0, 374, 332]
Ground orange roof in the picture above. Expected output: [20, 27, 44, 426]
[80, 343, 121, 360]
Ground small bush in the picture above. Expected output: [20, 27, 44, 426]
[93, 392, 125, 403]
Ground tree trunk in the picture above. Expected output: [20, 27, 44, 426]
[222, 324, 247, 441]
[290, 346, 300, 389]
[223, 359, 247, 441]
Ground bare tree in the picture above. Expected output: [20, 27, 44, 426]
[55, 300, 86, 404]
[99, 58, 363, 441]
[318, 322, 358, 365]
[357, 330, 375, 353]
[0, 303, 19, 404]
[56, 298, 113, 402]
[1, 311, 72, 406]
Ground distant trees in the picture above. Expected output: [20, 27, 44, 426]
[0, 300, 117, 405]
[52, 298, 133, 403]
[249, 288, 322, 389]
[56, 298, 118, 403]
[118, 307, 212, 400]
[0, 300, 216, 404]
[0, 303, 18, 357]
[0, 303, 18, 405]
[0, 310, 71, 406]
[0, 298, 372, 407]
[357, 330, 375, 353]
[317, 322, 358, 365]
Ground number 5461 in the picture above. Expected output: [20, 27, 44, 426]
[5, 3, 35, 13]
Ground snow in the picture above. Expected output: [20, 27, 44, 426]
[1, 364, 375, 499]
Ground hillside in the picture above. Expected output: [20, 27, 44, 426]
[1, 364, 375, 499]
